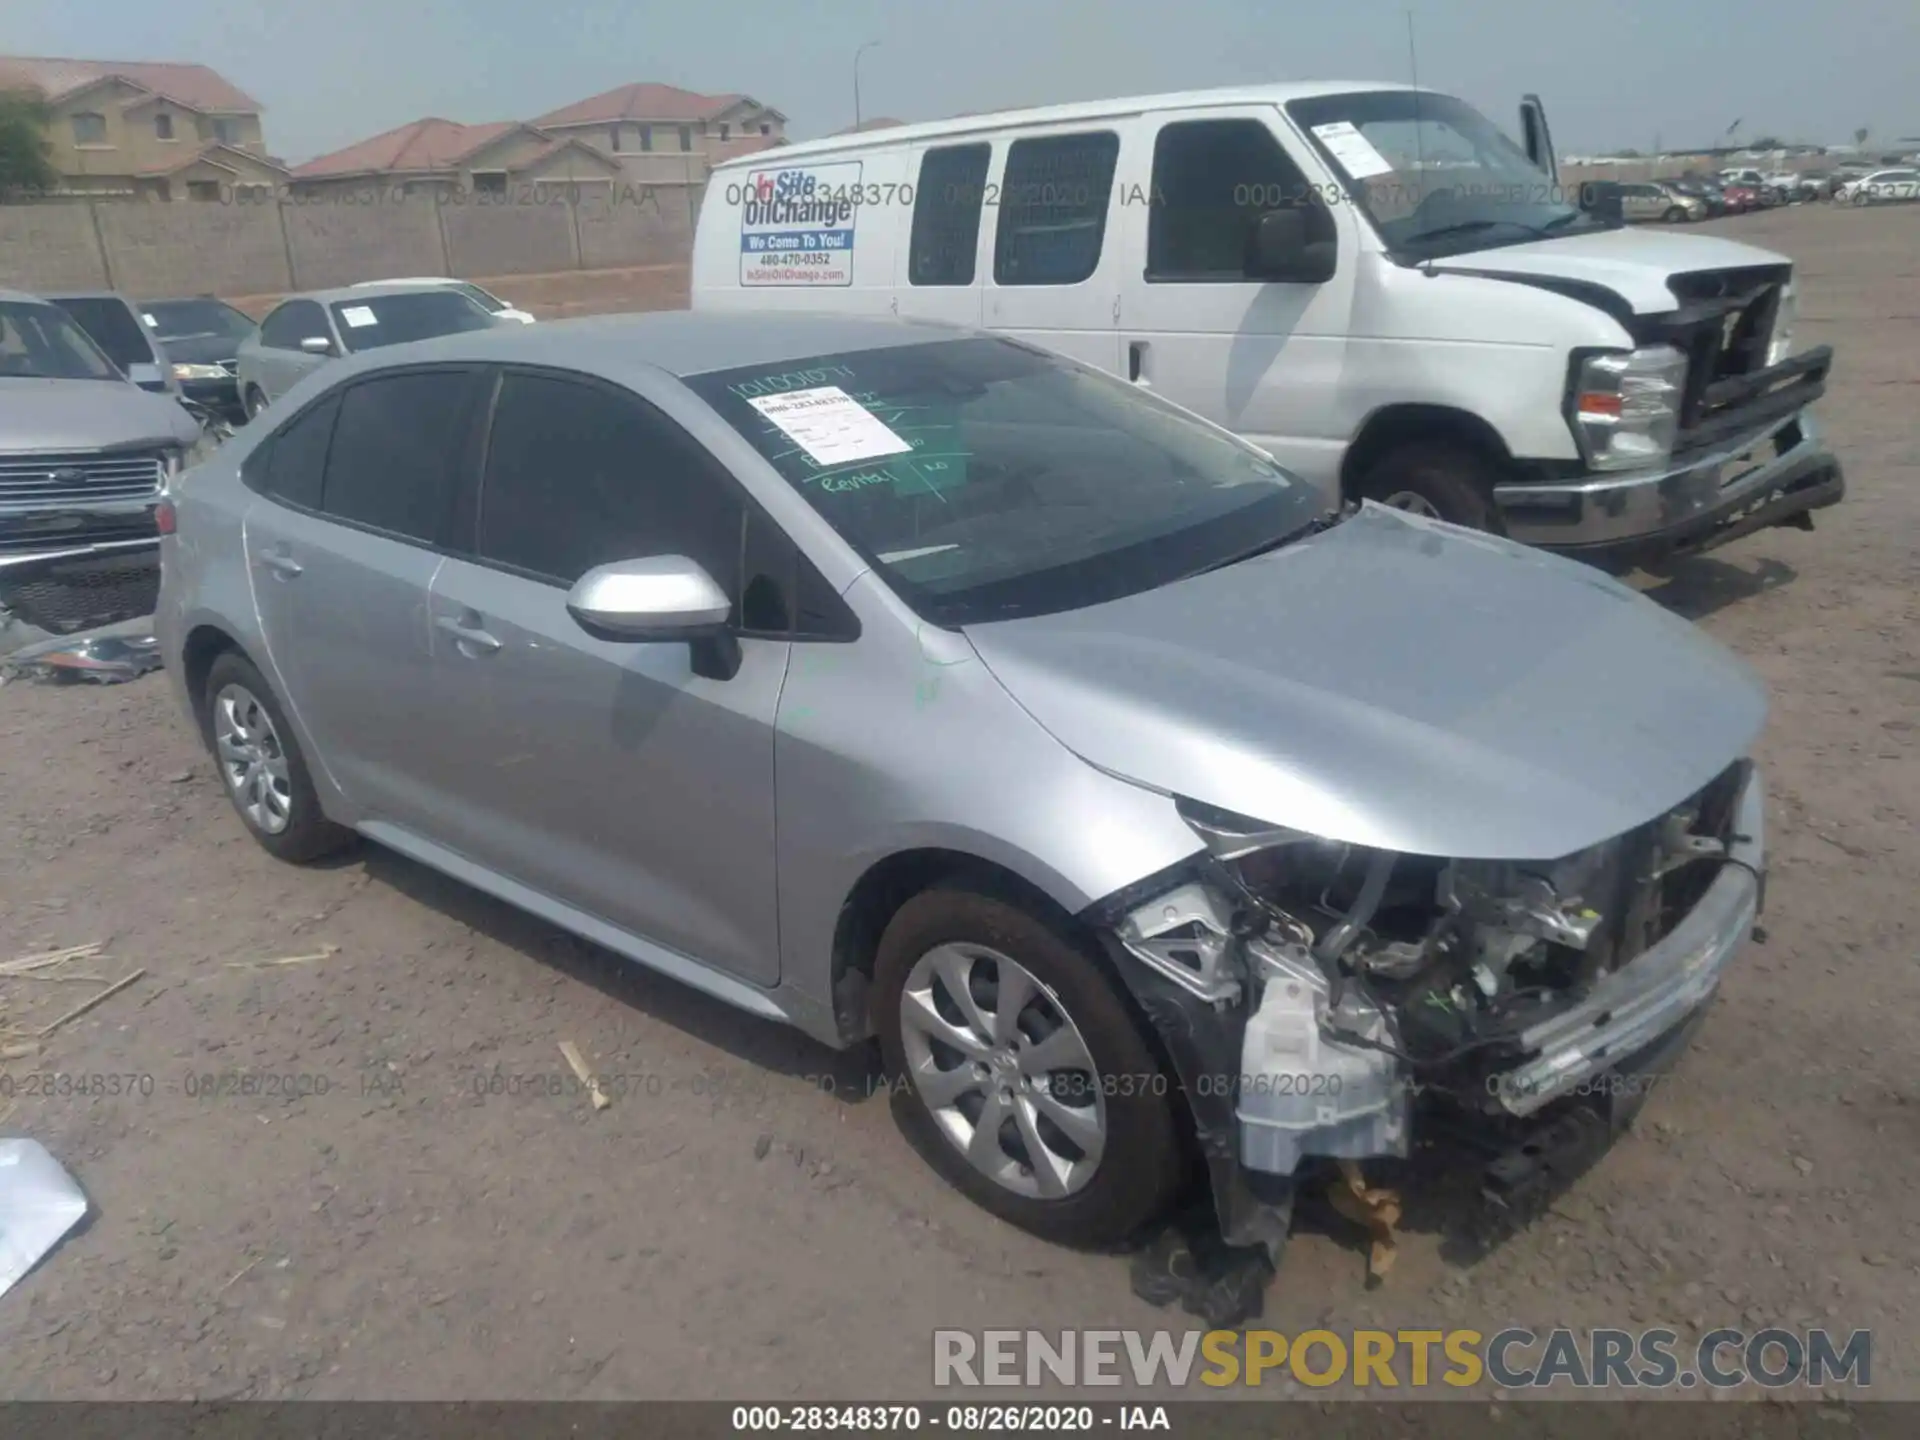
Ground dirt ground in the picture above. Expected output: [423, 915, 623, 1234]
[0, 203, 1914, 1402]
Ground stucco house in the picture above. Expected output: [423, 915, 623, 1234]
[0, 53, 286, 199]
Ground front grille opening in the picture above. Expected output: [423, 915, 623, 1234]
[0, 555, 159, 635]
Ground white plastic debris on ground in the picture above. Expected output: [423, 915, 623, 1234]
[0, 1139, 89, 1299]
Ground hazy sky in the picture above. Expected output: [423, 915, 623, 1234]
[8, 0, 1916, 163]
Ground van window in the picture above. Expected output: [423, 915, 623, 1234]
[993, 132, 1120, 287]
[1147, 119, 1332, 282]
[909, 144, 991, 286]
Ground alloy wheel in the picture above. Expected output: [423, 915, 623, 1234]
[1380, 489, 1443, 518]
[213, 683, 293, 835]
[898, 943, 1107, 1200]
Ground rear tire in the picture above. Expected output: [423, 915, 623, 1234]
[200, 651, 353, 864]
[873, 883, 1185, 1248]
[1354, 442, 1504, 532]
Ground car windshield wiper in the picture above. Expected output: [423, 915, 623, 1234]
[1185, 505, 1353, 578]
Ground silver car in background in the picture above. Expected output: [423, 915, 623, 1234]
[158, 312, 1767, 1269]
[235, 283, 502, 418]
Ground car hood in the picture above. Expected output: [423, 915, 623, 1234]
[0, 378, 198, 451]
[156, 331, 245, 365]
[963, 505, 1766, 862]
[1428, 226, 1789, 315]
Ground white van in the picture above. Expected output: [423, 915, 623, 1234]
[693, 83, 1842, 569]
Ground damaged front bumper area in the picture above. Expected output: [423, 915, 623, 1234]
[1086, 761, 1765, 1251]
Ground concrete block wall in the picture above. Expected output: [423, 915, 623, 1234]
[0, 185, 702, 300]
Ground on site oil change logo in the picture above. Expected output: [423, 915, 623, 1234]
[739, 162, 862, 286]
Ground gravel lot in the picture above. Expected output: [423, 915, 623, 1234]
[0, 203, 1914, 1402]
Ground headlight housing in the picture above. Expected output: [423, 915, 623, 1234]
[1765, 281, 1797, 367]
[172, 362, 230, 381]
[1569, 345, 1688, 472]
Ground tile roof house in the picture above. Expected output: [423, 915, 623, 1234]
[290, 117, 623, 197]
[0, 53, 285, 199]
[529, 82, 787, 184]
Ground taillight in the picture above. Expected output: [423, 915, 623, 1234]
[155, 499, 176, 535]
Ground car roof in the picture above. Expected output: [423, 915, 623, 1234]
[321, 309, 975, 381]
[0, 288, 57, 306]
[272, 283, 478, 307]
[708, 80, 1420, 172]
[31, 289, 135, 304]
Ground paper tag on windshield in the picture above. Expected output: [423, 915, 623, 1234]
[1310, 121, 1396, 179]
[340, 305, 378, 328]
[746, 385, 913, 468]
[141, 312, 158, 328]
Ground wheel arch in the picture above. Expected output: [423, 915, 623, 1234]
[1339, 402, 1518, 500]
[828, 846, 1084, 1043]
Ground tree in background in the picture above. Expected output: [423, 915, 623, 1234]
[0, 89, 59, 200]
[1854, 126, 1870, 148]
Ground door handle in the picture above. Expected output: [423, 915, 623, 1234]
[259, 551, 302, 579]
[1128, 341, 1149, 385]
[435, 613, 502, 655]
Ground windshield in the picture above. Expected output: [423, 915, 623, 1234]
[685, 336, 1322, 626]
[329, 291, 497, 352]
[0, 301, 123, 381]
[141, 298, 257, 342]
[45, 295, 158, 369]
[1286, 90, 1612, 258]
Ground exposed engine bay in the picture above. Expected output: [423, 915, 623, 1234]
[1106, 758, 1761, 1202]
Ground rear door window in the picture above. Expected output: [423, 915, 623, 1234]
[319, 369, 485, 544]
[909, 144, 991, 286]
[993, 132, 1120, 286]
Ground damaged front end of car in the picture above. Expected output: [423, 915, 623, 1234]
[1086, 757, 1765, 1284]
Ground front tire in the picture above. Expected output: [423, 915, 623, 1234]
[201, 651, 353, 863]
[873, 884, 1185, 1248]
[1353, 442, 1503, 532]
[1663, 205, 1687, 223]
[244, 386, 269, 420]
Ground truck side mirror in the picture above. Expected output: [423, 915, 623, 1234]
[1247, 209, 1336, 284]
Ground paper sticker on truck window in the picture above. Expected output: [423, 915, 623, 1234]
[1310, 121, 1396, 179]
[747, 385, 912, 467]
[739, 162, 862, 287]
[339, 306, 378, 328]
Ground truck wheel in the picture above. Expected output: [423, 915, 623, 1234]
[873, 882, 1185, 1248]
[244, 386, 269, 420]
[1662, 205, 1688, 223]
[1354, 443, 1503, 533]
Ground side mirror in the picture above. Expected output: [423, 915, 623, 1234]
[299, 335, 334, 356]
[566, 555, 741, 679]
[1247, 209, 1336, 284]
[1578, 181, 1625, 226]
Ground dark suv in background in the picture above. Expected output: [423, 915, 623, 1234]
[140, 296, 258, 424]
